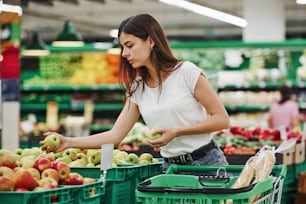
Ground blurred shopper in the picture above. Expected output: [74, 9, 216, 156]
[41, 13, 230, 170]
[268, 85, 300, 131]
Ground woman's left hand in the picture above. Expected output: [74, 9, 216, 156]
[146, 128, 177, 148]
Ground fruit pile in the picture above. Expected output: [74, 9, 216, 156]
[214, 126, 303, 155]
[0, 149, 96, 192]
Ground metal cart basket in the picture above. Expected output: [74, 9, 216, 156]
[136, 164, 287, 204]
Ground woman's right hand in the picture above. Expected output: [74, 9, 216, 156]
[40, 132, 70, 153]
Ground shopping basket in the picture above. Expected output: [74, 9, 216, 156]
[136, 164, 287, 204]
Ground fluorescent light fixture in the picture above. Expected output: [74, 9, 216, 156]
[297, 0, 306, 4]
[1, 3, 23, 16]
[109, 29, 119, 38]
[159, 0, 247, 27]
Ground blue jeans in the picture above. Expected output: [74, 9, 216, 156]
[162, 145, 229, 175]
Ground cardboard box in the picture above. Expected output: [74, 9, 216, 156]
[295, 143, 305, 164]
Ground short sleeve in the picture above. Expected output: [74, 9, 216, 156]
[181, 61, 203, 94]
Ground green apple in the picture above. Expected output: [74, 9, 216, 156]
[14, 148, 23, 156]
[20, 155, 36, 169]
[139, 153, 153, 162]
[126, 153, 139, 164]
[86, 162, 95, 167]
[62, 148, 78, 161]
[55, 156, 72, 164]
[69, 159, 86, 167]
[89, 151, 101, 166]
[43, 134, 60, 152]
[138, 160, 150, 165]
[77, 153, 88, 165]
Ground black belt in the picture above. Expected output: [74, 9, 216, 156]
[164, 140, 217, 164]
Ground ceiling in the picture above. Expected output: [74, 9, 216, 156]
[6, 0, 306, 43]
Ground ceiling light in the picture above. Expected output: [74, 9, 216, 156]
[21, 31, 50, 57]
[1, 3, 23, 16]
[159, 0, 247, 27]
[52, 20, 84, 47]
[296, 0, 306, 4]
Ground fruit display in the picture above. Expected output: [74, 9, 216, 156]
[22, 52, 119, 86]
[120, 122, 162, 146]
[0, 148, 98, 193]
[214, 126, 302, 155]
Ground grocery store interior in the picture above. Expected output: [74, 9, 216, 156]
[1, 0, 306, 203]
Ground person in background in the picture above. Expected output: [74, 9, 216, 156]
[41, 13, 230, 171]
[268, 85, 300, 131]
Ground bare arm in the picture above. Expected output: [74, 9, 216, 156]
[174, 73, 230, 135]
[43, 100, 140, 152]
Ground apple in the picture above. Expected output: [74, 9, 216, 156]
[139, 153, 153, 162]
[0, 166, 15, 180]
[21, 148, 31, 157]
[41, 168, 59, 183]
[0, 153, 18, 169]
[39, 177, 58, 189]
[138, 160, 150, 165]
[19, 155, 36, 169]
[126, 153, 139, 164]
[77, 153, 89, 165]
[28, 147, 43, 158]
[0, 149, 12, 157]
[15, 187, 29, 192]
[62, 172, 84, 185]
[83, 177, 96, 184]
[27, 167, 41, 181]
[0, 176, 14, 191]
[52, 161, 70, 181]
[69, 159, 86, 167]
[43, 134, 60, 152]
[34, 156, 52, 172]
[14, 169, 39, 191]
[55, 156, 72, 164]
[152, 158, 160, 163]
[89, 151, 101, 166]
[62, 148, 78, 161]
[14, 148, 23, 156]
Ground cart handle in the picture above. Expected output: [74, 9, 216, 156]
[166, 164, 287, 178]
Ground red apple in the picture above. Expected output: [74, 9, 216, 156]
[41, 168, 59, 183]
[34, 157, 52, 172]
[0, 153, 18, 169]
[0, 166, 15, 180]
[61, 172, 84, 185]
[27, 167, 41, 181]
[15, 187, 29, 192]
[0, 176, 14, 191]
[52, 161, 70, 181]
[38, 177, 58, 189]
[14, 169, 38, 190]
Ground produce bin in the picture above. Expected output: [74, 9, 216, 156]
[136, 164, 287, 204]
[0, 186, 72, 204]
[71, 162, 163, 204]
[67, 179, 105, 204]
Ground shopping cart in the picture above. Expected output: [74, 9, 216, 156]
[136, 164, 287, 204]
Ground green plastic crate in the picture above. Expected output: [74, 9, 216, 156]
[102, 165, 139, 204]
[67, 179, 105, 204]
[136, 164, 287, 204]
[0, 186, 72, 204]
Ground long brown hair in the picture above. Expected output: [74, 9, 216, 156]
[117, 13, 179, 97]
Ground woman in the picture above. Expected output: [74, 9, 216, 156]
[268, 85, 300, 131]
[41, 13, 230, 169]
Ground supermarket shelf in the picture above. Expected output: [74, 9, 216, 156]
[90, 124, 113, 132]
[170, 39, 306, 49]
[224, 104, 271, 112]
[21, 84, 122, 91]
[20, 103, 123, 111]
[219, 80, 306, 91]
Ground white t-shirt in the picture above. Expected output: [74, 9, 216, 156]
[129, 61, 213, 157]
